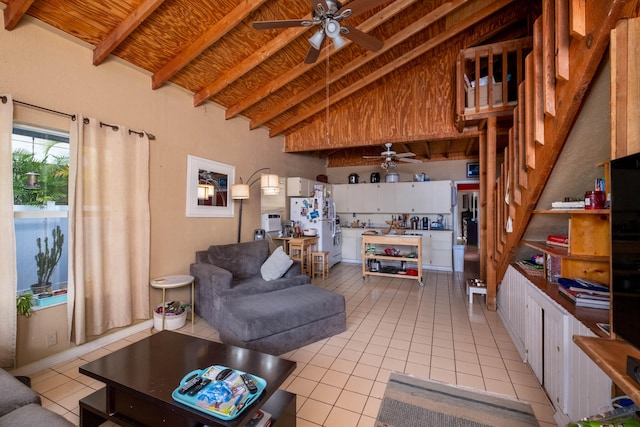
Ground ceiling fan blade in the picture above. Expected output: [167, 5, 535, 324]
[253, 19, 313, 30]
[363, 155, 384, 159]
[304, 46, 321, 64]
[344, 0, 389, 18]
[398, 157, 422, 163]
[341, 25, 383, 51]
[309, 0, 329, 15]
[395, 152, 416, 158]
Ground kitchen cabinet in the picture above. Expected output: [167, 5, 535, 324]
[359, 183, 385, 212]
[286, 177, 325, 197]
[421, 231, 453, 269]
[340, 228, 362, 262]
[333, 181, 452, 214]
[362, 234, 423, 286]
[332, 184, 361, 213]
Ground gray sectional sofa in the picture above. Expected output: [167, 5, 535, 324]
[0, 369, 74, 426]
[190, 240, 346, 355]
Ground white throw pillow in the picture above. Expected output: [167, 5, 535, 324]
[260, 246, 293, 281]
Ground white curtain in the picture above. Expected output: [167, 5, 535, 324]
[68, 117, 150, 344]
[0, 96, 17, 368]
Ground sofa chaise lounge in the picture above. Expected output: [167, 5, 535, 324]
[190, 240, 346, 355]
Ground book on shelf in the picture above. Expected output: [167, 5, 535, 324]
[551, 201, 585, 209]
[558, 278, 610, 309]
[546, 234, 568, 247]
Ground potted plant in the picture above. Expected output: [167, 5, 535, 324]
[16, 293, 34, 317]
[32, 225, 64, 295]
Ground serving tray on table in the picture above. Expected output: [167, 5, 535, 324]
[172, 365, 266, 420]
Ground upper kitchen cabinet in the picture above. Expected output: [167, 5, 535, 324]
[332, 184, 362, 213]
[333, 181, 452, 214]
[395, 181, 453, 213]
[286, 177, 326, 197]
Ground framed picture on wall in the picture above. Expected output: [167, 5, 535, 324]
[186, 155, 235, 217]
[466, 162, 480, 178]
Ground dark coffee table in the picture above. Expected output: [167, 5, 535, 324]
[79, 330, 297, 427]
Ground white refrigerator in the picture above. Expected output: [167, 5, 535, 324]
[290, 194, 341, 267]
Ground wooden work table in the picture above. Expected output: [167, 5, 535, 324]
[361, 234, 423, 286]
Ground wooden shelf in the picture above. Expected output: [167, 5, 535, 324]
[521, 240, 609, 262]
[362, 235, 423, 285]
[533, 209, 609, 215]
[573, 335, 640, 405]
[512, 263, 609, 336]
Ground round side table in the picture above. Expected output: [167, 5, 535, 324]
[150, 274, 195, 330]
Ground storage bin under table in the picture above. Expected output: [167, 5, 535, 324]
[150, 274, 195, 330]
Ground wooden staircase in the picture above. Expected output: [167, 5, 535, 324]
[476, 0, 639, 310]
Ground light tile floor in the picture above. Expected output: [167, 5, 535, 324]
[17, 262, 557, 426]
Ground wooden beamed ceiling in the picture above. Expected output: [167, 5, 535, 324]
[1, 0, 538, 166]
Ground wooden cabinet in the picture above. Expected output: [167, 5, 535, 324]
[286, 177, 325, 197]
[360, 183, 384, 212]
[340, 228, 362, 262]
[522, 209, 610, 285]
[499, 266, 612, 424]
[332, 184, 361, 213]
[421, 231, 453, 269]
[362, 235, 423, 286]
[333, 181, 452, 214]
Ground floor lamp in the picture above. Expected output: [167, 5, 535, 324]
[231, 168, 279, 243]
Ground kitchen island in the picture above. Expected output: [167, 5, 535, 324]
[361, 234, 423, 286]
[342, 228, 453, 271]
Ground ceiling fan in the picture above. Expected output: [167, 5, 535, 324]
[253, 0, 386, 64]
[363, 143, 421, 169]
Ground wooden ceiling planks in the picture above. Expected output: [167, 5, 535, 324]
[0, 0, 542, 166]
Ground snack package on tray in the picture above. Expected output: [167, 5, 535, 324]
[172, 365, 266, 421]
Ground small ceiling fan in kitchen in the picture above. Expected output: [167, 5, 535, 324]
[252, 0, 386, 64]
[363, 143, 421, 169]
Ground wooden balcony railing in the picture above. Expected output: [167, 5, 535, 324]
[455, 38, 532, 131]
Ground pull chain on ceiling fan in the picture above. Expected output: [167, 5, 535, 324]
[253, 0, 386, 64]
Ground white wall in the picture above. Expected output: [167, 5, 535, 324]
[0, 17, 326, 319]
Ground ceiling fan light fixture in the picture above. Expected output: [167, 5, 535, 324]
[308, 29, 325, 50]
[331, 34, 347, 50]
[325, 19, 341, 39]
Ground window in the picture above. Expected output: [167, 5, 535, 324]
[12, 125, 69, 295]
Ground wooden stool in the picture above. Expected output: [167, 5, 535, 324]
[289, 241, 307, 275]
[311, 251, 329, 279]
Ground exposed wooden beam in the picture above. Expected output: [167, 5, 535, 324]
[193, 23, 311, 107]
[93, 0, 165, 65]
[269, 0, 516, 136]
[224, 0, 420, 118]
[424, 141, 432, 159]
[3, 0, 35, 30]
[152, 0, 269, 90]
[249, 0, 470, 129]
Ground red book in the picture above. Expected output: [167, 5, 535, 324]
[546, 234, 568, 247]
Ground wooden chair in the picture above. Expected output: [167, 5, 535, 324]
[311, 251, 329, 279]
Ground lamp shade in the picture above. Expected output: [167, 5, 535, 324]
[331, 34, 347, 50]
[308, 30, 325, 50]
[231, 183, 250, 199]
[260, 174, 280, 193]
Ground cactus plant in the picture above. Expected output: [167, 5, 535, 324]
[35, 225, 64, 288]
